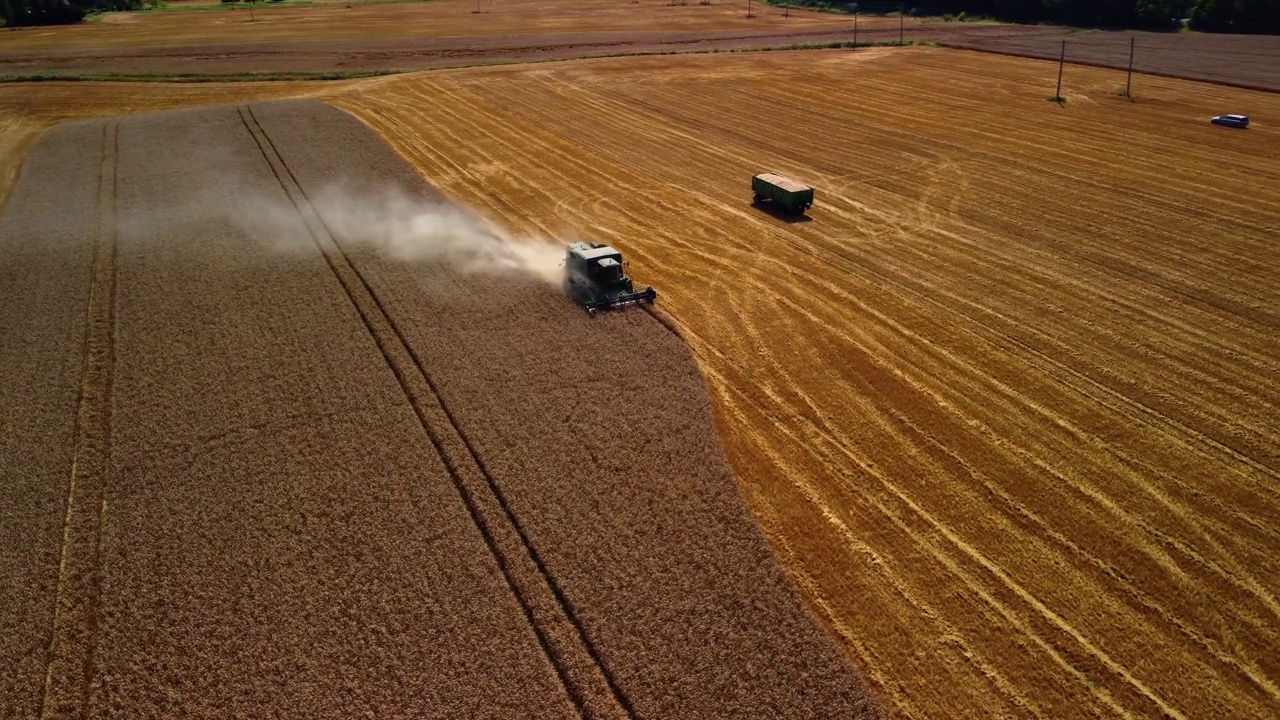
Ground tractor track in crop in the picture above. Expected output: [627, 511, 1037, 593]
[237, 103, 634, 720]
[39, 117, 119, 720]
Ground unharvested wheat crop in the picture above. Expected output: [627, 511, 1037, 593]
[0, 98, 881, 719]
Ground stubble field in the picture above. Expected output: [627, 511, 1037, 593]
[325, 47, 1280, 718]
[0, 0, 920, 75]
[1, 39, 1278, 720]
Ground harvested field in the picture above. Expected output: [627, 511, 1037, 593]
[0, 28, 890, 77]
[0, 99, 880, 718]
[314, 47, 1279, 719]
[0, 0, 1058, 76]
[9, 2, 1273, 90]
[0, 0, 858, 75]
[0, 0, 851, 51]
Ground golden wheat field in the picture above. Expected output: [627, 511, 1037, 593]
[2, 46, 1278, 718]
[0, 0, 858, 53]
[329, 48, 1280, 719]
[0, 82, 348, 203]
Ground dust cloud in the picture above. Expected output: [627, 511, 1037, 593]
[230, 183, 570, 285]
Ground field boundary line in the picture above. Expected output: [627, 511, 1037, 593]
[38, 117, 120, 720]
[936, 43, 1280, 95]
[641, 304, 685, 341]
[236, 103, 634, 720]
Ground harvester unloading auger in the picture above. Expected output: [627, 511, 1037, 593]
[563, 241, 656, 314]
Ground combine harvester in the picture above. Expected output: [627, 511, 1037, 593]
[563, 241, 657, 314]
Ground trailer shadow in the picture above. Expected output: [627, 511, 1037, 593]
[750, 200, 812, 224]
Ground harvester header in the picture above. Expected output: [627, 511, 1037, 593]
[563, 241, 656, 314]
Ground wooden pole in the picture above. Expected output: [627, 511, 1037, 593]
[899, 4, 904, 46]
[1125, 36, 1135, 98]
[1055, 39, 1065, 100]
[853, 5, 858, 48]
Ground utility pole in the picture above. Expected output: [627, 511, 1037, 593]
[1124, 36, 1135, 99]
[853, 4, 858, 48]
[1055, 39, 1066, 101]
[899, 3, 904, 46]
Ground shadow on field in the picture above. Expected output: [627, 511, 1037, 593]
[750, 199, 812, 224]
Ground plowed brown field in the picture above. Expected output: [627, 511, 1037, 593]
[0, 98, 880, 718]
[944, 29, 1280, 92]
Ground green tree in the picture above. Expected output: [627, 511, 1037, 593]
[1191, 0, 1280, 32]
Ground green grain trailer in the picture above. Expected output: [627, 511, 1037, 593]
[752, 173, 814, 214]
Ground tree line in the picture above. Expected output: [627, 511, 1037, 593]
[3, 0, 135, 27]
[782, 0, 1277, 33]
[1181, 0, 1280, 33]
[925, 0, 1278, 32]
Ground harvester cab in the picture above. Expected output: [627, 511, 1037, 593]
[595, 256, 624, 284]
[563, 241, 657, 314]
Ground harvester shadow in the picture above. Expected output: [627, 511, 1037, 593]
[750, 200, 812, 224]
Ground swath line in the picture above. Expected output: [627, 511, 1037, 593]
[39, 117, 119, 720]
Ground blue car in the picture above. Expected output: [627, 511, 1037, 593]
[1211, 114, 1250, 129]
